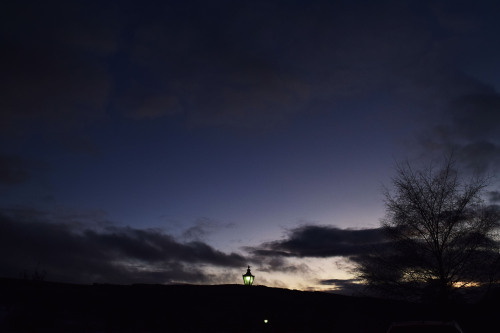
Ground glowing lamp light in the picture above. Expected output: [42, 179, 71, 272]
[242, 265, 255, 285]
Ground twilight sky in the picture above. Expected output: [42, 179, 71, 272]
[2, 0, 500, 292]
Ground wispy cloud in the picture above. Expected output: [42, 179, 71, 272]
[181, 217, 234, 242]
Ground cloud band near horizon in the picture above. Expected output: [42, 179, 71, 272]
[0, 208, 387, 287]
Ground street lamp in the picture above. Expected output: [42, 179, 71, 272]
[242, 265, 254, 285]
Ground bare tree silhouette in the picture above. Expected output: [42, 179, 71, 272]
[355, 156, 500, 303]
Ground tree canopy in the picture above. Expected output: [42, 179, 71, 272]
[355, 157, 500, 303]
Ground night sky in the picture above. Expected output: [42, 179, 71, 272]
[2, 0, 500, 292]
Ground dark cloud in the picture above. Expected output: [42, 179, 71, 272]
[246, 225, 387, 258]
[488, 191, 500, 204]
[0, 208, 246, 284]
[0, 1, 114, 137]
[2, 0, 474, 134]
[121, 0, 438, 128]
[409, 13, 500, 175]
[322, 2, 499, 176]
[0, 155, 32, 185]
[417, 92, 500, 175]
[0, 38, 110, 133]
[242, 225, 363, 274]
[50, 133, 102, 156]
[121, 1, 313, 128]
[450, 94, 500, 174]
[451, 94, 500, 141]
[318, 278, 364, 295]
[457, 141, 500, 175]
[2, 0, 498, 140]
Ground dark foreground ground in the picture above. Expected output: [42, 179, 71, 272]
[0, 278, 498, 332]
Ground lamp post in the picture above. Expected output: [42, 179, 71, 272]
[242, 265, 254, 285]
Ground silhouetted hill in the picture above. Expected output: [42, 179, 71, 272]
[0, 277, 497, 332]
